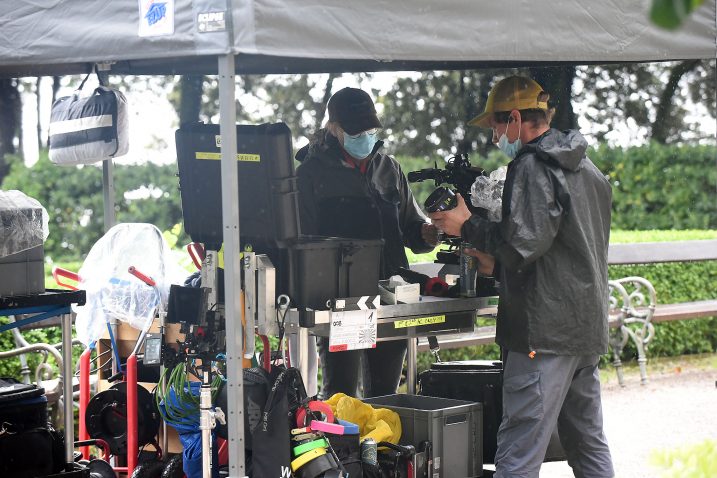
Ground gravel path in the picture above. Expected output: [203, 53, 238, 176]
[538, 359, 717, 477]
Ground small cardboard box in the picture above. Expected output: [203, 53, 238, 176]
[379, 280, 420, 304]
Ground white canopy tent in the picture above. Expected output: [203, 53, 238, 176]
[1, 1, 715, 475]
[1, 0, 715, 76]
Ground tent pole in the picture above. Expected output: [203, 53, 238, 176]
[102, 158, 120, 378]
[102, 159, 116, 231]
[218, 53, 247, 478]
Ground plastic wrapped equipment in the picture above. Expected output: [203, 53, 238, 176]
[470, 166, 507, 222]
[73, 223, 186, 346]
[0, 190, 49, 259]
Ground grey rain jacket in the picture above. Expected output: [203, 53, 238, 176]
[462, 129, 612, 355]
[296, 130, 432, 279]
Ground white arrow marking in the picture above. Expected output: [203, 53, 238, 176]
[357, 296, 368, 310]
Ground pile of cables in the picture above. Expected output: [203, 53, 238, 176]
[154, 362, 223, 430]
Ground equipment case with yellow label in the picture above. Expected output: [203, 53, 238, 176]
[175, 122, 299, 248]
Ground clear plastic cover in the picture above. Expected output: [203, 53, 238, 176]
[0, 190, 49, 259]
[470, 166, 507, 222]
[73, 223, 186, 346]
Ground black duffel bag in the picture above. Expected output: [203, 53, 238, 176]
[0, 426, 65, 477]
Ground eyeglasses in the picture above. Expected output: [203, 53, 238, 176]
[344, 128, 378, 139]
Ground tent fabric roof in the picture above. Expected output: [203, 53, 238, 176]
[1, 0, 715, 77]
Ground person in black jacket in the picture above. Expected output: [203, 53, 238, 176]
[296, 87, 438, 398]
[430, 76, 614, 478]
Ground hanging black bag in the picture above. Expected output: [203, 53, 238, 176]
[250, 367, 308, 478]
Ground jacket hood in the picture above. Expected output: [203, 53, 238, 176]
[524, 129, 587, 172]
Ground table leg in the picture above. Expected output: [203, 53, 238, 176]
[407, 337, 417, 395]
[61, 313, 74, 469]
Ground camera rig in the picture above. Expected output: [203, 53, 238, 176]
[408, 154, 498, 297]
[406, 153, 484, 210]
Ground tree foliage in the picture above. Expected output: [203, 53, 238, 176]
[378, 61, 715, 158]
[169, 73, 346, 146]
[573, 60, 716, 145]
[1, 152, 186, 261]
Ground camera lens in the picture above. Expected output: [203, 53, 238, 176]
[424, 187, 457, 213]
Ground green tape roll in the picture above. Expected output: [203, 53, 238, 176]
[293, 437, 328, 457]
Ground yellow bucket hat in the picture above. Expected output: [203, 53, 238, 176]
[468, 76, 548, 128]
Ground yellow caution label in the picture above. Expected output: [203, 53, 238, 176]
[195, 152, 261, 162]
[393, 315, 446, 329]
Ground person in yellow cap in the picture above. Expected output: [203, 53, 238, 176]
[429, 76, 614, 478]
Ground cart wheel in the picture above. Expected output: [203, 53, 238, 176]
[131, 459, 165, 478]
[162, 454, 184, 478]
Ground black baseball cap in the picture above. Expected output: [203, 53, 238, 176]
[327, 87, 383, 135]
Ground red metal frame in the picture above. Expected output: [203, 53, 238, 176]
[78, 348, 91, 460]
[59, 263, 156, 476]
[126, 354, 139, 475]
[52, 266, 80, 291]
[187, 242, 206, 270]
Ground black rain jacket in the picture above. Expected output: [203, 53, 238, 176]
[462, 129, 612, 355]
[296, 130, 432, 279]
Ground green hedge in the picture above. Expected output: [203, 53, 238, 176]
[590, 143, 717, 230]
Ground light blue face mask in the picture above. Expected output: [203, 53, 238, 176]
[497, 120, 522, 159]
[342, 130, 378, 159]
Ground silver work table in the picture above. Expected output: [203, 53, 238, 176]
[288, 295, 498, 394]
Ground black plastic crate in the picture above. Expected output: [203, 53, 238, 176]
[175, 122, 299, 247]
[282, 236, 383, 314]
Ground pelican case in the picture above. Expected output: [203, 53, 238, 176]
[175, 122, 300, 248]
[419, 360, 566, 464]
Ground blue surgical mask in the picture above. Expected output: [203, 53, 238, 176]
[497, 120, 522, 159]
[342, 130, 378, 159]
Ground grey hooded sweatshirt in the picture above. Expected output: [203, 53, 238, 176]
[462, 129, 612, 355]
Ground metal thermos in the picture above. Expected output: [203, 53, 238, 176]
[361, 438, 378, 466]
[460, 241, 477, 297]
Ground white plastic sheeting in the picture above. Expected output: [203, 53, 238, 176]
[73, 223, 187, 346]
[0, 190, 49, 259]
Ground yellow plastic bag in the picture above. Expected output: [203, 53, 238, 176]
[325, 393, 401, 444]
